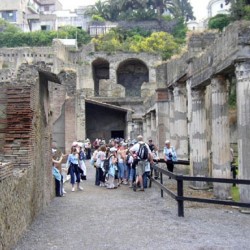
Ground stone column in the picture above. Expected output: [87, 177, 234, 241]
[211, 75, 231, 199]
[142, 116, 147, 139]
[173, 84, 188, 160]
[65, 97, 76, 153]
[169, 90, 175, 146]
[146, 113, 151, 140]
[76, 91, 86, 141]
[150, 110, 156, 140]
[190, 88, 209, 188]
[235, 61, 250, 203]
[155, 88, 170, 154]
[150, 110, 156, 131]
[126, 111, 133, 140]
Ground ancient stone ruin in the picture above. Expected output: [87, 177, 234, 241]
[0, 20, 250, 249]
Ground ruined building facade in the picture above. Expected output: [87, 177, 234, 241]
[0, 21, 250, 249]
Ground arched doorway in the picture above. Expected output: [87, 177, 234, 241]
[92, 58, 110, 96]
[117, 59, 149, 97]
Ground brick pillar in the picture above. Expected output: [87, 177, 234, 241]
[173, 84, 188, 160]
[190, 88, 209, 188]
[211, 75, 231, 199]
[235, 61, 250, 203]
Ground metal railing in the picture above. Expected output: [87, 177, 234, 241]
[150, 159, 250, 217]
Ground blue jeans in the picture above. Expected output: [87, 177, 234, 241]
[69, 164, 80, 184]
[118, 162, 126, 179]
[128, 168, 136, 183]
[143, 171, 150, 188]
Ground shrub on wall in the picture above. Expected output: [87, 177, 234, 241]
[0, 20, 91, 48]
[208, 14, 231, 31]
[92, 27, 180, 60]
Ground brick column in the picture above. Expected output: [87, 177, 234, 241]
[235, 61, 250, 203]
[190, 88, 209, 188]
[173, 84, 188, 160]
[211, 75, 231, 199]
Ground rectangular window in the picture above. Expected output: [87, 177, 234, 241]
[2, 11, 17, 22]
[41, 25, 50, 31]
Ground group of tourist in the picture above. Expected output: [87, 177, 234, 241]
[51, 136, 178, 196]
[90, 135, 178, 191]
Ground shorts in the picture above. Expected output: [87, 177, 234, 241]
[136, 160, 147, 176]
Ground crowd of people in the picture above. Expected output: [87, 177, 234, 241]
[90, 135, 178, 191]
[51, 136, 178, 196]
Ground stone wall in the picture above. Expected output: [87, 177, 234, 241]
[0, 83, 7, 154]
[0, 63, 54, 250]
[0, 47, 54, 72]
[117, 19, 178, 33]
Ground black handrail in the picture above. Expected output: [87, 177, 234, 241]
[150, 159, 250, 217]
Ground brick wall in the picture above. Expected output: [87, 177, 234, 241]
[0, 64, 54, 250]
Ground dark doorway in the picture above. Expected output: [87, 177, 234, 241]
[85, 102, 126, 142]
[92, 58, 110, 96]
[111, 130, 124, 139]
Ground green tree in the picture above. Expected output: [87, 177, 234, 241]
[172, 17, 188, 43]
[208, 14, 231, 31]
[226, 0, 250, 20]
[85, 0, 195, 21]
[92, 28, 179, 60]
[130, 31, 179, 59]
[0, 19, 21, 33]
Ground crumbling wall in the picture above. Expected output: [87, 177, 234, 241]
[0, 63, 54, 250]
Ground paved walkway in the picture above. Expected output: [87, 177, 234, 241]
[14, 161, 250, 250]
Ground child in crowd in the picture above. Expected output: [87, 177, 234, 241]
[52, 155, 64, 197]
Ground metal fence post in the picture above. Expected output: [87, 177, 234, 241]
[177, 178, 184, 217]
[160, 172, 163, 198]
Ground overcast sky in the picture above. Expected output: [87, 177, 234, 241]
[60, 0, 210, 21]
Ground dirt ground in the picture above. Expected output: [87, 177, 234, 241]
[13, 161, 250, 250]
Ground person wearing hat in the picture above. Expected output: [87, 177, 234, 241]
[163, 140, 177, 176]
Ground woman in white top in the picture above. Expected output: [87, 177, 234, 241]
[163, 140, 177, 174]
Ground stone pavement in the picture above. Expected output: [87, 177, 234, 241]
[14, 161, 250, 250]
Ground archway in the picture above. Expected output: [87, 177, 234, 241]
[117, 59, 149, 97]
[92, 58, 110, 96]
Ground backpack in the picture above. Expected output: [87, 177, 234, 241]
[137, 143, 149, 160]
[79, 151, 85, 161]
[103, 155, 113, 173]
